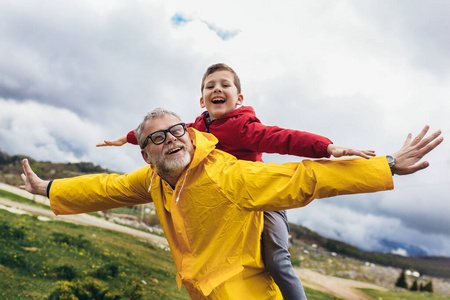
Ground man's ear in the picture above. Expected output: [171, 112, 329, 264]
[200, 97, 206, 108]
[141, 150, 151, 164]
[236, 94, 244, 106]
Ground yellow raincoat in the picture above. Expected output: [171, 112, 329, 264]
[49, 128, 393, 299]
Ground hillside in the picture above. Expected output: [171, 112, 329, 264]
[288, 223, 450, 279]
[2, 151, 450, 280]
[0, 151, 117, 187]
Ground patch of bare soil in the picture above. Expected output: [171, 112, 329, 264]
[296, 268, 387, 299]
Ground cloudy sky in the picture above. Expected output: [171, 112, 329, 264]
[1, 0, 449, 256]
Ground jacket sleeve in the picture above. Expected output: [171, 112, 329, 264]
[49, 166, 152, 215]
[127, 130, 139, 145]
[217, 156, 393, 211]
[239, 119, 332, 158]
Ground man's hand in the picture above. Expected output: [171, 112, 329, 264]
[96, 135, 127, 147]
[327, 144, 376, 159]
[20, 159, 49, 196]
[392, 125, 443, 175]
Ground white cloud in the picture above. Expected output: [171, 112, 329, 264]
[0, 98, 142, 172]
[0, 0, 449, 255]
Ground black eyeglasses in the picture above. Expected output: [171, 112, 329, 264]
[141, 123, 187, 148]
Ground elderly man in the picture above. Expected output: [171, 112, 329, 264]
[21, 108, 442, 299]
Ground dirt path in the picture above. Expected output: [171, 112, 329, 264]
[296, 268, 387, 299]
[1, 184, 388, 299]
[0, 190, 167, 246]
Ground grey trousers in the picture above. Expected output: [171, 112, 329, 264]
[262, 210, 307, 300]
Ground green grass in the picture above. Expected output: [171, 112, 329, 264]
[0, 207, 189, 299]
[360, 288, 450, 300]
[304, 286, 343, 299]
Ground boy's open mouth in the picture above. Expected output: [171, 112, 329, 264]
[211, 97, 225, 104]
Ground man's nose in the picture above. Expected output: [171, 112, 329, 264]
[165, 132, 177, 143]
[213, 85, 222, 92]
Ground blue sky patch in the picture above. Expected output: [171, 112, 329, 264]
[171, 14, 239, 41]
[171, 14, 190, 26]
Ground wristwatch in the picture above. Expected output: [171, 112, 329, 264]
[386, 155, 396, 175]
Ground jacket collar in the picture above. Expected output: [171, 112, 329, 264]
[187, 128, 218, 170]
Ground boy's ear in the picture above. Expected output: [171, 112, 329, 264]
[200, 97, 206, 108]
[141, 150, 152, 165]
[236, 94, 244, 106]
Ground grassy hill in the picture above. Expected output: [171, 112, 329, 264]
[0, 199, 189, 299]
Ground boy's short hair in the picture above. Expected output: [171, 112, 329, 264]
[201, 63, 242, 94]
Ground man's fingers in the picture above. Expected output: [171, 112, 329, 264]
[416, 130, 442, 150]
[19, 173, 27, 190]
[22, 159, 33, 175]
[410, 125, 430, 146]
[411, 161, 430, 174]
[401, 133, 412, 149]
[398, 161, 430, 175]
[420, 136, 444, 157]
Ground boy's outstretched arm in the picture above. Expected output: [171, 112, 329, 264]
[327, 144, 376, 159]
[96, 135, 128, 147]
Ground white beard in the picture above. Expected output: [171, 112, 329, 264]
[149, 142, 193, 177]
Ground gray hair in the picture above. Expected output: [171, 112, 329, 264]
[135, 108, 182, 148]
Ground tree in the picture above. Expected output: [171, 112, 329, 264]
[395, 269, 408, 289]
[410, 279, 418, 291]
[422, 280, 433, 293]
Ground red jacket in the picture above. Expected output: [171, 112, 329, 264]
[127, 106, 332, 162]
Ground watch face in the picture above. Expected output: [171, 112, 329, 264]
[386, 155, 394, 164]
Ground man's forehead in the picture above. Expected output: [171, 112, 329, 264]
[144, 114, 181, 133]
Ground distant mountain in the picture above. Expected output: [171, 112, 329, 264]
[379, 238, 428, 256]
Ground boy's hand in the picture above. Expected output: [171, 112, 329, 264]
[96, 135, 128, 147]
[20, 159, 49, 196]
[392, 125, 443, 175]
[327, 144, 376, 159]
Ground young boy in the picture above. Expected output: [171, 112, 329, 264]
[97, 63, 375, 299]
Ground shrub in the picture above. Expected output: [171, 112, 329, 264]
[395, 269, 408, 289]
[0, 250, 30, 270]
[422, 280, 433, 293]
[51, 232, 91, 249]
[124, 282, 144, 300]
[410, 279, 418, 291]
[0, 222, 25, 241]
[54, 265, 79, 281]
[47, 278, 120, 300]
[94, 263, 119, 280]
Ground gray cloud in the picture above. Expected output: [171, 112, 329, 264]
[0, 0, 448, 256]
